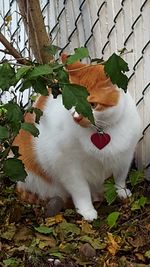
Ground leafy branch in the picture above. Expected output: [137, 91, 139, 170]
[0, 0, 129, 182]
[0, 46, 130, 181]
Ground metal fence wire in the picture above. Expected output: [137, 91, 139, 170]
[0, 0, 150, 177]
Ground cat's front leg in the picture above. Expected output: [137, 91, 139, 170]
[113, 157, 132, 199]
[60, 175, 97, 221]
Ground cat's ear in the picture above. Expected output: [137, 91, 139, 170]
[61, 53, 86, 71]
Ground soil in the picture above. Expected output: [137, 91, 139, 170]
[1, 177, 150, 267]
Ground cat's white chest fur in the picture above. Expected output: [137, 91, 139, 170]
[19, 91, 141, 221]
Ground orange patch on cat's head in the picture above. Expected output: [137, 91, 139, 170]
[61, 54, 119, 107]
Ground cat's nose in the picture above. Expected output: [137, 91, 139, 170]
[72, 111, 83, 123]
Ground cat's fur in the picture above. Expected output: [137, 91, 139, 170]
[14, 55, 141, 221]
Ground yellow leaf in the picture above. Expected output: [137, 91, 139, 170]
[45, 217, 57, 226]
[45, 214, 63, 226]
[38, 237, 56, 249]
[55, 214, 64, 223]
[5, 15, 12, 26]
[107, 232, 120, 256]
[80, 221, 95, 234]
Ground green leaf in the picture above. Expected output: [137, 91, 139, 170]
[66, 47, 89, 64]
[31, 78, 48, 96]
[34, 226, 53, 234]
[4, 102, 23, 124]
[58, 221, 80, 236]
[16, 66, 32, 81]
[76, 99, 94, 124]
[145, 250, 150, 259]
[80, 236, 106, 250]
[62, 84, 94, 124]
[49, 251, 64, 259]
[0, 63, 16, 91]
[104, 53, 129, 91]
[57, 68, 69, 83]
[3, 102, 23, 135]
[131, 196, 147, 211]
[3, 158, 27, 182]
[129, 170, 144, 187]
[21, 122, 39, 137]
[104, 178, 117, 205]
[27, 64, 53, 79]
[20, 80, 32, 92]
[62, 85, 76, 109]
[0, 125, 9, 139]
[107, 211, 120, 228]
[43, 44, 61, 56]
[3, 258, 21, 267]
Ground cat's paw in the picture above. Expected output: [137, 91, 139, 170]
[78, 208, 98, 221]
[117, 188, 132, 199]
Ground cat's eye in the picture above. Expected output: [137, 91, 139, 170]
[90, 102, 97, 109]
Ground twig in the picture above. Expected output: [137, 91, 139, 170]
[27, 0, 53, 63]
[17, 0, 53, 64]
[0, 32, 29, 65]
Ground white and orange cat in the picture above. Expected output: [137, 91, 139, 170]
[14, 54, 141, 221]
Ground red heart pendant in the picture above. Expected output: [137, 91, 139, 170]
[91, 132, 111, 150]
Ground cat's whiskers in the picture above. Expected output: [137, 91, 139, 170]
[92, 124, 105, 133]
[95, 119, 110, 126]
[95, 120, 110, 129]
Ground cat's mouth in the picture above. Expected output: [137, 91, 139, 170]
[72, 111, 94, 128]
[72, 111, 83, 123]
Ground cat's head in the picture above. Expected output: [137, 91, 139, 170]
[61, 54, 121, 128]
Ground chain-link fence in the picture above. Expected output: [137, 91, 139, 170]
[0, 0, 150, 177]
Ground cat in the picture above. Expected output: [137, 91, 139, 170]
[14, 54, 141, 221]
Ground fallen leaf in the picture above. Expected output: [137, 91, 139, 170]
[55, 214, 64, 223]
[128, 235, 146, 248]
[0, 200, 4, 205]
[34, 225, 53, 234]
[59, 242, 77, 254]
[135, 253, 145, 262]
[79, 243, 96, 258]
[58, 220, 80, 236]
[107, 211, 120, 228]
[105, 260, 119, 267]
[80, 221, 95, 234]
[80, 235, 106, 250]
[1, 223, 16, 240]
[45, 214, 64, 226]
[38, 238, 56, 249]
[14, 226, 33, 242]
[35, 233, 56, 248]
[107, 232, 120, 256]
[3, 257, 21, 267]
[145, 250, 150, 258]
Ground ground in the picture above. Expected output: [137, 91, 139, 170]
[1, 175, 150, 267]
